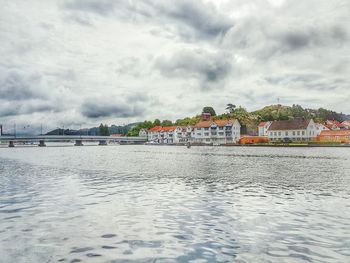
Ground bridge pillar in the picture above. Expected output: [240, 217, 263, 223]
[98, 140, 107, 146]
[8, 141, 15, 147]
[74, 140, 83, 146]
[38, 140, 46, 147]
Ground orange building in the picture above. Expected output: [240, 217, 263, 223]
[239, 136, 269, 145]
[317, 130, 350, 143]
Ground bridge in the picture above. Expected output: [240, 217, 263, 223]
[0, 135, 147, 147]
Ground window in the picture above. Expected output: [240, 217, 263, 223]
[204, 127, 209, 130]
[219, 127, 223, 130]
[297, 131, 300, 135]
[218, 132, 224, 136]
[204, 132, 209, 136]
[278, 132, 281, 136]
[293, 131, 296, 136]
[274, 132, 277, 136]
[285, 131, 288, 136]
[205, 138, 210, 142]
[302, 131, 305, 135]
[211, 132, 217, 135]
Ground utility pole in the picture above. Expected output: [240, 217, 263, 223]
[14, 123, 16, 138]
[40, 124, 43, 135]
[0, 124, 2, 136]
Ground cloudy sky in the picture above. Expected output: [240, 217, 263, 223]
[0, 0, 349, 133]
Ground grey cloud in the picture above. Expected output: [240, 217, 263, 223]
[265, 73, 350, 91]
[155, 49, 233, 89]
[223, 17, 348, 59]
[0, 70, 47, 101]
[63, 0, 116, 16]
[152, 1, 233, 39]
[0, 100, 55, 117]
[63, 0, 233, 40]
[81, 98, 145, 118]
[276, 25, 348, 52]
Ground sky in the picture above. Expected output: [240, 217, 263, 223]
[0, 0, 349, 133]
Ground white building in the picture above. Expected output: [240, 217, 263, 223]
[138, 128, 148, 137]
[258, 121, 272, 136]
[267, 119, 318, 142]
[147, 126, 162, 142]
[173, 126, 193, 144]
[192, 119, 241, 145]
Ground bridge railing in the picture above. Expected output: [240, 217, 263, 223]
[0, 135, 147, 142]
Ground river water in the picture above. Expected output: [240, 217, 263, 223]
[0, 145, 349, 263]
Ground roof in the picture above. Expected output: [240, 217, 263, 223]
[258, 122, 270, 127]
[194, 119, 237, 128]
[319, 130, 350, 136]
[326, 120, 344, 128]
[268, 119, 311, 131]
[148, 126, 162, 132]
[161, 126, 177, 132]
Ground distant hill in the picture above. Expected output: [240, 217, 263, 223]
[45, 122, 140, 136]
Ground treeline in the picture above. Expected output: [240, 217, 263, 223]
[127, 104, 349, 136]
[46, 123, 138, 136]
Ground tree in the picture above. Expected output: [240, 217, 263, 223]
[127, 120, 154, 136]
[161, 120, 173, 126]
[99, 124, 110, 136]
[153, 119, 161, 126]
[226, 103, 236, 114]
[202, 106, 216, 116]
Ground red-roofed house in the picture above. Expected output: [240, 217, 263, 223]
[160, 126, 177, 144]
[147, 126, 163, 142]
[173, 126, 192, 144]
[258, 121, 272, 136]
[147, 126, 191, 144]
[193, 119, 241, 144]
[325, 120, 344, 130]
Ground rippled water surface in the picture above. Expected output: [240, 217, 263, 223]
[0, 145, 350, 263]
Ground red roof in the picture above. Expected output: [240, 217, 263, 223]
[326, 120, 344, 128]
[161, 126, 176, 132]
[148, 126, 162, 132]
[258, 122, 267, 127]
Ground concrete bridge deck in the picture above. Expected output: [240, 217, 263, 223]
[0, 135, 147, 147]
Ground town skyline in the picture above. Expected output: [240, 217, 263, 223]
[1, 103, 349, 136]
[1, 0, 349, 131]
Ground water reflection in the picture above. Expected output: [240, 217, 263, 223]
[0, 146, 349, 262]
